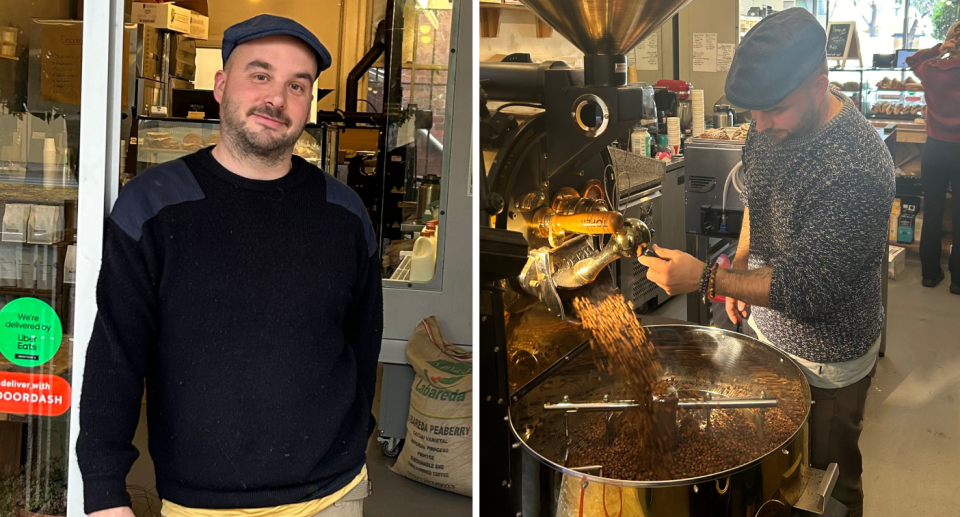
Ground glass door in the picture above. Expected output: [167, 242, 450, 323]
[0, 0, 114, 515]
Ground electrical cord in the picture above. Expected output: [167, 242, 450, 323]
[721, 160, 745, 232]
[357, 99, 380, 113]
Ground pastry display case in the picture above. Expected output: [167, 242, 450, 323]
[132, 117, 325, 180]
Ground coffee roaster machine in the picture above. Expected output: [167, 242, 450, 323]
[479, 1, 845, 515]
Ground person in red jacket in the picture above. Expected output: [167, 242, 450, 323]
[906, 21, 960, 293]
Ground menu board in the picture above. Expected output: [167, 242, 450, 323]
[826, 23, 852, 58]
[718, 43, 735, 72]
[40, 24, 84, 105]
[38, 22, 130, 106]
[692, 33, 717, 72]
[628, 35, 660, 71]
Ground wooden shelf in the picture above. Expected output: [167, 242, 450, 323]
[872, 89, 924, 93]
[479, 3, 553, 38]
[891, 232, 952, 255]
[0, 287, 54, 297]
[480, 2, 527, 10]
[139, 147, 196, 154]
[0, 54, 18, 61]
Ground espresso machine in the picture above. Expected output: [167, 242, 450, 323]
[479, 1, 844, 515]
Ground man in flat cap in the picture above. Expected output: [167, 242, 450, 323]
[640, 8, 893, 516]
[78, 14, 380, 517]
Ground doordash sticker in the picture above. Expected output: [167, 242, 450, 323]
[0, 372, 71, 416]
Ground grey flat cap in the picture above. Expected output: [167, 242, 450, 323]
[724, 8, 827, 110]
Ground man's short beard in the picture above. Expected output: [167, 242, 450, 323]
[220, 96, 305, 165]
[765, 94, 821, 144]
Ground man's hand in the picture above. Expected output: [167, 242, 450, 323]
[89, 507, 135, 517]
[942, 39, 958, 53]
[726, 297, 749, 324]
[637, 245, 704, 296]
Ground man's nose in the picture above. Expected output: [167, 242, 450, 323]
[263, 83, 287, 109]
[751, 111, 771, 133]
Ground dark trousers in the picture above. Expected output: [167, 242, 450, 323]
[920, 137, 960, 281]
[809, 361, 876, 517]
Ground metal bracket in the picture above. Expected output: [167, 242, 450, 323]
[792, 463, 839, 514]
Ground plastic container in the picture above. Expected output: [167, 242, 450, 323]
[631, 127, 651, 157]
[410, 229, 437, 282]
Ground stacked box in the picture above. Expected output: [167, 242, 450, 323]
[888, 245, 906, 279]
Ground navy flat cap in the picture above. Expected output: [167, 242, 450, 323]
[222, 15, 331, 78]
[725, 8, 827, 110]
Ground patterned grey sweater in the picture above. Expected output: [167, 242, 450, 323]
[741, 91, 895, 363]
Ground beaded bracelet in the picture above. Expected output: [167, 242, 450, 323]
[707, 263, 720, 300]
[699, 262, 713, 303]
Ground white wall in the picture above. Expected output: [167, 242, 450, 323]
[678, 0, 739, 111]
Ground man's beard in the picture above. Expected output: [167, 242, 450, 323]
[220, 96, 304, 163]
[764, 96, 821, 144]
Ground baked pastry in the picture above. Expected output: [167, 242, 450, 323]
[731, 123, 750, 141]
[205, 133, 220, 146]
[843, 81, 859, 91]
[698, 128, 730, 139]
[294, 145, 318, 159]
[181, 133, 204, 151]
[144, 131, 179, 149]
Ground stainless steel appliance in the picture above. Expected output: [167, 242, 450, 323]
[684, 138, 745, 237]
[416, 174, 441, 223]
[134, 24, 163, 82]
[712, 104, 735, 129]
[509, 324, 838, 517]
[135, 78, 165, 117]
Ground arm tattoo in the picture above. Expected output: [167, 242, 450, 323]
[715, 267, 772, 307]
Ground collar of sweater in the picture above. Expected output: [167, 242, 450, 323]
[754, 89, 858, 151]
[194, 146, 313, 192]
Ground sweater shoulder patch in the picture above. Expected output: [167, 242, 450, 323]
[324, 173, 377, 256]
[109, 159, 205, 241]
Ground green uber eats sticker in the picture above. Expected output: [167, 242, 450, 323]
[0, 298, 63, 367]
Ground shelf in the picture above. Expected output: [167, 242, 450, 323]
[0, 287, 54, 297]
[480, 3, 527, 10]
[872, 89, 924, 94]
[0, 54, 18, 61]
[830, 67, 917, 72]
[139, 147, 197, 154]
[868, 114, 924, 121]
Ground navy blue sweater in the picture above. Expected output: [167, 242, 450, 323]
[76, 147, 383, 513]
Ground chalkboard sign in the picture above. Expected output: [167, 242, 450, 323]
[825, 21, 860, 67]
[827, 23, 852, 57]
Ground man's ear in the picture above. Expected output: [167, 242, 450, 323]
[811, 73, 829, 104]
[213, 69, 226, 104]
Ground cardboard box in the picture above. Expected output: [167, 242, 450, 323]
[131, 2, 208, 39]
[889, 214, 898, 241]
[188, 10, 208, 40]
[131, 2, 191, 34]
[888, 245, 905, 279]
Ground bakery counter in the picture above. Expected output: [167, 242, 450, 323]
[871, 118, 928, 143]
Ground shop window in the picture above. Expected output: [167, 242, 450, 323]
[0, 2, 82, 515]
